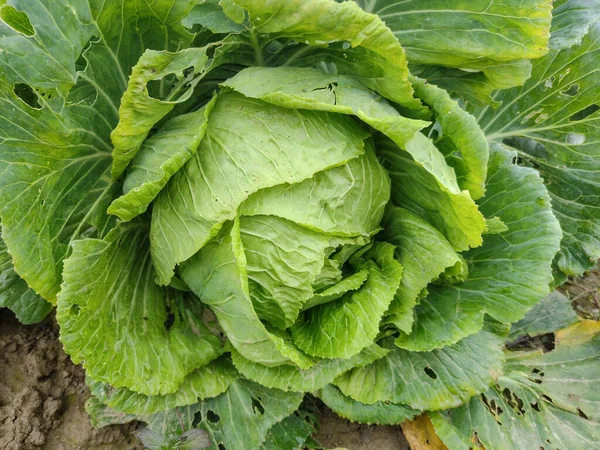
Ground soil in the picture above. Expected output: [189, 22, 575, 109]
[561, 267, 600, 321]
[1, 266, 597, 450]
[0, 309, 143, 450]
[315, 407, 409, 450]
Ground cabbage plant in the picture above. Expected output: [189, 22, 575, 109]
[0, 0, 599, 449]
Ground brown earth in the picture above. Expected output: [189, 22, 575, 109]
[315, 407, 409, 450]
[0, 309, 143, 450]
[0, 266, 597, 450]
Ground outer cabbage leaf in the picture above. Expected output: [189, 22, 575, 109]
[317, 385, 418, 426]
[0, 234, 52, 324]
[87, 357, 239, 415]
[508, 291, 579, 341]
[234, 0, 424, 111]
[260, 411, 317, 450]
[0, 0, 198, 301]
[231, 344, 388, 392]
[430, 322, 600, 450]
[0, 72, 116, 302]
[477, 22, 600, 277]
[180, 219, 314, 369]
[357, 0, 552, 92]
[87, 378, 304, 450]
[151, 92, 368, 284]
[182, 0, 245, 34]
[334, 331, 504, 411]
[0, 0, 94, 97]
[550, 0, 600, 50]
[291, 242, 402, 359]
[85, 397, 137, 429]
[145, 380, 304, 450]
[396, 145, 562, 351]
[110, 46, 215, 178]
[56, 221, 223, 396]
[408, 59, 537, 108]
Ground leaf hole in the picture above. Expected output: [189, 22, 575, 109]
[531, 402, 541, 412]
[75, 39, 95, 72]
[69, 304, 81, 316]
[13, 83, 41, 109]
[207, 410, 220, 424]
[146, 73, 177, 100]
[423, 366, 438, 379]
[577, 408, 589, 420]
[164, 304, 175, 331]
[560, 83, 579, 96]
[501, 388, 525, 415]
[218, 444, 226, 450]
[251, 397, 265, 415]
[541, 394, 554, 404]
[192, 411, 202, 427]
[570, 104, 599, 121]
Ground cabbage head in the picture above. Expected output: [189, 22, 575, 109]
[1, 0, 597, 449]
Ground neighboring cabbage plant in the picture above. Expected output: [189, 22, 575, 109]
[0, 0, 598, 449]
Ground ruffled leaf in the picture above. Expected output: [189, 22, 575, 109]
[334, 331, 504, 411]
[396, 145, 562, 351]
[180, 219, 314, 369]
[57, 221, 223, 395]
[108, 96, 217, 221]
[317, 385, 418, 425]
[380, 206, 462, 334]
[292, 242, 402, 359]
[87, 356, 239, 416]
[231, 344, 388, 392]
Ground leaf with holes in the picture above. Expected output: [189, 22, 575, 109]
[430, 321, 600, 450]
[476, 21, 600, 277]
[333, 330, 505, 411]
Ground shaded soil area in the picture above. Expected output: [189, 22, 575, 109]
[315, 407, 409, 450]
[0, 310, 143, 450]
